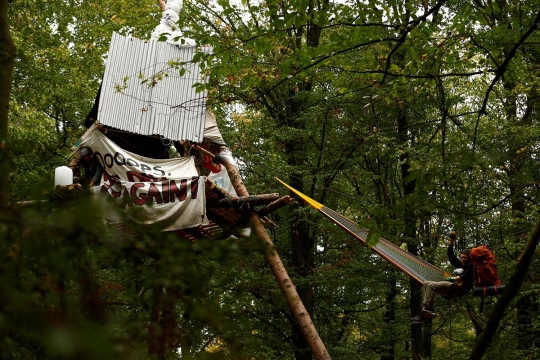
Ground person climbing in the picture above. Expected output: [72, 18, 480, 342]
[411, 231, 474, 323]
[79, 147, 104, 187]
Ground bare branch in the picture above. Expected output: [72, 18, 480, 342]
[469, 216, 540, 359]
[437, 194, 511, 216]
[324, 67, 488, 79]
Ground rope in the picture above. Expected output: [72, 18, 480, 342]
[276, 178, 452, 283]
[271, 171, 442, 227]
[320, 205, 450, 283]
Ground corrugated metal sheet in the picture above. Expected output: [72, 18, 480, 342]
[98, 32, 211, 142]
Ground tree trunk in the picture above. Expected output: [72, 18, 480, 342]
[289, 174, 316, 360]
[483, 1, 540, 350]
[0, 0, 16, 207]
[398, 108, 424, 359]
[283, 49, 316, 358]
[148, 286, 163, 355]
[503, 59, 537, 352]
[420, 219, 433, 357]
[421, 314, 432, 358]
[223, 161, 331, 360]
[408, 251, 423, 359]
[381, 274, 396, 360]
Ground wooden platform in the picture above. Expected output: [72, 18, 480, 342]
[33, 178, 286, 242]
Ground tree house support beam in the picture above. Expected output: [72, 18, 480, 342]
[222, 160, 331, 360]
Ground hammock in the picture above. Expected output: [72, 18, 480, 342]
[276, 178, 451, 283]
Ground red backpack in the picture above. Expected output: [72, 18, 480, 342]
[470, 246, 501, 287]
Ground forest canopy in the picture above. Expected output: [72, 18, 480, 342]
[1, 0, 540, 359]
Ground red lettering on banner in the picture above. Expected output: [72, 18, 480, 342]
[121, 187, 134, 208]
[142, 173, 159, 181]
[101, 171, 121, 198]
[161, 180, 170, 203]
[127, 171, 150, 182]
[100, 172, 111, 193]
[130, 183, 146, 205]
[191, 176, 199, 199]
[146, 183, 164, 205]
[100, 176, 196, 208]
[170, 179, 187, 202]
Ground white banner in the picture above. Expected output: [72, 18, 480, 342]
[82, 130, 206, 231]
[81, 130, 198, 181]
[91, 175, 206, 231]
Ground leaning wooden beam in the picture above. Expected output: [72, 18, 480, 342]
[8, 200, 48, 206]
[257, 196, 294, 217]
[191, 144, 214, 158]
[221, 160, 331, 360]
[206, 193, 280, 208]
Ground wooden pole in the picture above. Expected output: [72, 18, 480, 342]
[222, 160, 331, 360]
[206, 193, 280, 208]
[8, 200, 48, 206]
[257, 195, 294, 217]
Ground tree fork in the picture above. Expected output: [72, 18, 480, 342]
[222, 160, 331, 360]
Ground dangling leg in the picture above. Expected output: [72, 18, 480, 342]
[423, 280, 456, 318]
[412, 281, 436, 323]
[419, 281, 437, 319]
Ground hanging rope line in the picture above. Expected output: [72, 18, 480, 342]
[276, 178, 451, 283]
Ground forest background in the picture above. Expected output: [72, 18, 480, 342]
[1, 0, 540, 359]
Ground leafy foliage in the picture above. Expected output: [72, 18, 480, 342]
[2, 0, 540, 359]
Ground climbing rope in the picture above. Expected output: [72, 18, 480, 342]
[276, 178, 452, 283]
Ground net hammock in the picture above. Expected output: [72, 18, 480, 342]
[276, 178, 451, 283]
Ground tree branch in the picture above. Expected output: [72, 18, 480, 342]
[436, 194, 511, 216]
[381, 0, 450, 84]
[325, 67, 488, 79]
[469, 215, 540, 359]
[472, 11, 540, 152]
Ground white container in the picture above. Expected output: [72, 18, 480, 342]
[54, 166, 73, 187]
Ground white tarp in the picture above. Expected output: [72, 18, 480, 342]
[204, 109, 226, 145]
[82, 130, 206, 231]
[207, 164, 237, 197]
